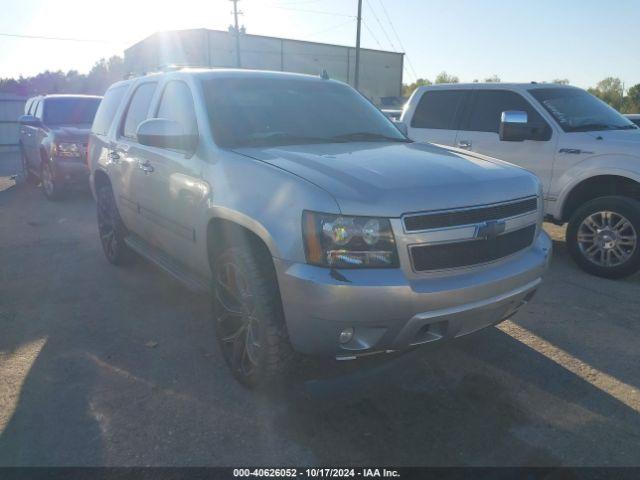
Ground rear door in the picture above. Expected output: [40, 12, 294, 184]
[110, 81, 158, 236]
[455, 89, 558, 193]
[405, 89, 469, 146]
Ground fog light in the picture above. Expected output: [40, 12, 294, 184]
[339, 327, 354, 344]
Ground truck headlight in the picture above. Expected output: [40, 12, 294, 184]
[53, 142, 83, 158]
[303, 211, 399, 268]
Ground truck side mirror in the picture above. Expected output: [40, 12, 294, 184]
[500, 110, 551, 142]
[137, 118, 198, 153]
[499, 111, 529, 142]
[19, 115, 41, 127]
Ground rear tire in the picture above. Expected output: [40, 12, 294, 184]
[212, 240, 293, 388]
[567, 195, 640, 279]
[96, 184, 134, 266]
[41, 161, 64, 200]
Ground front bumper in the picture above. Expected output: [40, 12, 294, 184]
[52, 157, 89, 185]
[275, 231, 552, 357]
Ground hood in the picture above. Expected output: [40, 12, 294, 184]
[50, 125, 92, 143]
[234, 142, 539, 217]
[584, 129, 640, 144]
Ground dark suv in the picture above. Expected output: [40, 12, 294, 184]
[19, 94, 102, 199]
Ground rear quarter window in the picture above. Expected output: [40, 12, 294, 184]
[92, 86, 127, 136]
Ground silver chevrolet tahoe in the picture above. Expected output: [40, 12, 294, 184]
[88, 69, 551, 388]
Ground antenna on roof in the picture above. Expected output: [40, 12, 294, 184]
[320, 69, 330, 80]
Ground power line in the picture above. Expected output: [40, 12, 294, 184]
[305, 18, 356, 38]
[376, 0, 418, 81]
[361, 20, 383, 50]
[0, 32, 114, 44]
[265, 5, 356, 17]
[364, 0, 396, 51]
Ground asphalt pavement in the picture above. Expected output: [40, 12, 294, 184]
[1, 155, 639, 466]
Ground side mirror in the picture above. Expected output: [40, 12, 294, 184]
[19, 114, 41, 127]
[393, 120, 408, 136]
[499, 110, 551, 142]
[499, 111, 529, 142]
[136, 119, 198, 153]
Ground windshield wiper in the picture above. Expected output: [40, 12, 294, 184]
[245, 132, 336, 146]
[569, 123, 619, 132]
[331, 131, 411, 143]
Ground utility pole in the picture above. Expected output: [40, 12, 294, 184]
[354, 0, 362, 90]
[230, 0, 242, 68]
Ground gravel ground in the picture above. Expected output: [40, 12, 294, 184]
[1, 158, 639, 466]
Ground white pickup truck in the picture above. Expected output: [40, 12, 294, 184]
[400, 83, 640, 278]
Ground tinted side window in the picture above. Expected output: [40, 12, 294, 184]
[411, 90, 467, 129]
[122, 82, 157, 139]
[92, 86, 127, 135]
[156, 81, 198, 135]
[465, 90, 544, 133]
[25, 99, 33, 115]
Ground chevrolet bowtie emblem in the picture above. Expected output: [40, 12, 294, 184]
[476, 220, 506, 240]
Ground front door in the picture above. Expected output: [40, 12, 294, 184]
[137, 80, 207, 273]
[454, 89, 558, 194]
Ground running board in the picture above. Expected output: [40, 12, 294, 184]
[124, 234, 210, 294]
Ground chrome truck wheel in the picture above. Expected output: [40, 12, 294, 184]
[567, 196, 640, 279]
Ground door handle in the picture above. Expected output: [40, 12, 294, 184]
[457, 140, 472, 150]
[138, 160, 154, 174]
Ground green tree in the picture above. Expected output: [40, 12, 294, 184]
[402, 77, 432, 97]
[434, 71, 459, 84]
[484, 75, 500, 83]
[588, 77, 625, 111]
[622, 83, 640, 113]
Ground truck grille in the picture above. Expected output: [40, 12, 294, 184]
[404, 197, 538, 232]
[410, 225, 536, 272]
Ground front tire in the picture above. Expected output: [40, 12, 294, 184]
[213, 242, 293, 388]
[96, 184, 133, 266]
[567, 196, 640, 279]
[21, 147, 36, 184]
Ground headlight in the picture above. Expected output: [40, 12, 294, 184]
[303, 211, 399, 268]
[54, 142, 84, 158]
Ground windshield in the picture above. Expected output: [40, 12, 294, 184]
[43, 97, 101, 125]
[529, 87, 637, 133]
[201, 77, 408, 148]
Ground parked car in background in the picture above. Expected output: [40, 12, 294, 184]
[400, 83, 640, 278]
[88, 69, 550, 388]
[382, 108, 402, 120]
[626, 114, 640, 128]
[19, 94, 102, 199]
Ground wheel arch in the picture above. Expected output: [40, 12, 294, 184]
[205, 214, 280, 273]
[559, 173, 640, 222]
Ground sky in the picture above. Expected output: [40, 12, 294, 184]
[0, 0, 638, 90]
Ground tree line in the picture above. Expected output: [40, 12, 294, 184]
[402, 72, 640, 114]
[0, 56, 125, 97]
[1, 61, 638, 114]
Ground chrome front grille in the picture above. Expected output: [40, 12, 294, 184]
[402, 197, 539, 272]
[410, 225, 536, 272]
[404, 197, 538, 232]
